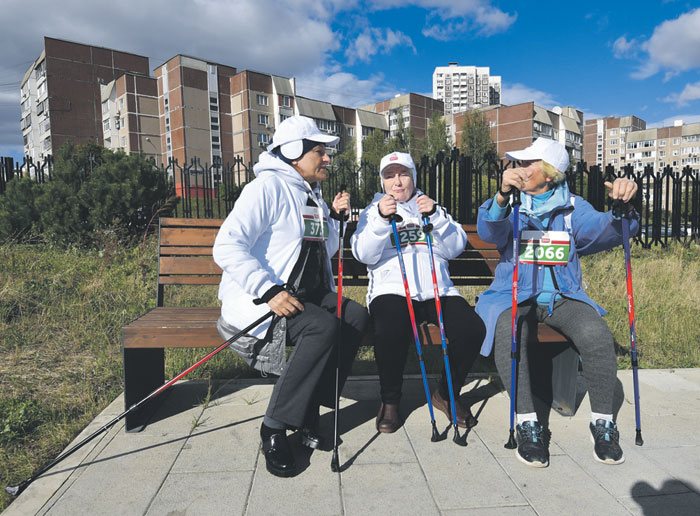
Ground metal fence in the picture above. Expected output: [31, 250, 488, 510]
[2, 151, 698, 249]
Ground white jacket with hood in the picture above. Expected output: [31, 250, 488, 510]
[213, 151, 341, 340]
[350, 191, 467, 309]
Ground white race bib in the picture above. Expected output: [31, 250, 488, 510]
[390, 218, 428, 249]
[519, 230, 570, 265]
[301, 206, 328, 241]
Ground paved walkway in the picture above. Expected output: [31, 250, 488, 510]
[4, 369, 700, 516]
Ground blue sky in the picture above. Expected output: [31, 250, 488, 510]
[1, 0, 699, 163]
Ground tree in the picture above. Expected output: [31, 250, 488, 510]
[426, 112, 451, 162]
[360, 128, 390, 170]
[27, 142, 170, 245]
[460, 110, 497, 171]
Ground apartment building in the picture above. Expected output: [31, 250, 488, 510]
[100, 73, 161, 164]
[583, 116, 700, 173]
[20, 37, 150, 161]
[154, 55, 237, 174]
[449, 102, 584, 162]
[432, 63, 501, 115]
[583, 115, 646, 169]
[361, 92, 444, 146]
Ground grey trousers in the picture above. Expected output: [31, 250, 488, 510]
[493, 297, 617, 415]
[265, 290, 369, 429]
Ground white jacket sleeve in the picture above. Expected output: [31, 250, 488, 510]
[426, 205, 467, 260]
[212, 178, 280, 299]
[351, 197, 393, 266]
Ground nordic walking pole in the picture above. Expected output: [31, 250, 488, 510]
[504, 188, 521, 450]
[422, 215, 466, 447]
[331, 184, 347, 472]
[614, 200, 644, 446]
[6, 311, 274, 497]
[390, 214, 444, 442]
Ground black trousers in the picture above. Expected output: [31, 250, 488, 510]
[369, 294, 486, 404]
[265, 290, 369, 429]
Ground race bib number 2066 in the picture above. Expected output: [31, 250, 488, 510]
[519, 230, 570, 265]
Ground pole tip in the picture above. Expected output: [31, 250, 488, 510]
[453, 426, 467, 447]
[430, 421, 445, 442]
[504, 429, 517, 449]
[6, 482, 26, 497]
[635, 430, 644, 446]
[330, 451, 340, 472]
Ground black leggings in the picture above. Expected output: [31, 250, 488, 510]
[370, 294, 486, 404]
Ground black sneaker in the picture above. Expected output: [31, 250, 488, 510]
[515, 421, 549, 468]
[590, 419, 625, 465]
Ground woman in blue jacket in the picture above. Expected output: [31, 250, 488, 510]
[475, 138, 638, 468]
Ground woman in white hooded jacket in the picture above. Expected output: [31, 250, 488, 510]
[213, 116, 368, 478]
[351, 151, 485, 433]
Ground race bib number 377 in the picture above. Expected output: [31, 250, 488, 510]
[302, 206, 329, 241]
[519, 230, 570, 265]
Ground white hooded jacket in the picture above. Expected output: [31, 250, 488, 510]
[213, 151, 341, 339]
[350, 191, 467, 308]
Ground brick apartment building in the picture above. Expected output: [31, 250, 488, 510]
[100, 73, 161, 164]
[20, 37, 150, 161]
[448, 102, 584, 162]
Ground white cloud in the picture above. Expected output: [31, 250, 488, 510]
[663, 81, 700, 106]
[647, 113, 700, 128]
[345, 27, 416, 64]
[500, 83, 559, 109]
[628, 8, 700, 79]
[296, 67, 400, 107]
[370, 0, 516, 38]
[612, 36, 638, 59]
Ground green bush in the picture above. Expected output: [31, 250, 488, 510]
[1, 142, 170, 246]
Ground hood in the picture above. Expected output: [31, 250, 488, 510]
[253, 151, 320, 197]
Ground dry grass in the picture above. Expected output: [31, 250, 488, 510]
[0, 237, 698, 511]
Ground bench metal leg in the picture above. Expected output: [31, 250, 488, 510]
[123, 347, 165, 432]
[531, 343, 584, 417]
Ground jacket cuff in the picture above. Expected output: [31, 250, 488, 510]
[330, 207, 349, 221]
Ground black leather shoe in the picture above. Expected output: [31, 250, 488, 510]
[261, 428, 296, 477]
[431, 388, 478, 429]
[300, 427, 324, 449]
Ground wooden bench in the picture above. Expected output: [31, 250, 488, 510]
[121, 217, 582, 431]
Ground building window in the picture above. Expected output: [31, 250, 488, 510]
[610, 139, 618, 145]
[102, 101, 109, 114]
[256, 94, 268, 106]
[659, 139, 666, 147]
[212, 135, 219, 142]
[257, 133, 271, 146]
[673, 138, 680, 145]
[281, 95, 291, 107]
[610, 149, 617, 155]
[121, 136, 126, 147]
[103, 119, 110, 131]
[660, 151, 666, 157]
[210, 96, 217, 104]
[258, 114, 270, 126]
[280, 113, 290, 123]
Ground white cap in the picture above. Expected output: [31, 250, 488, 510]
[379, 151, 417, 186]
[267, 115, 339, 159]
[505, 137, 569, 173]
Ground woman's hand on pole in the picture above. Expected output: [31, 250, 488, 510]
[332, 191, 350, 213]
[268, 290, 304, 317]
[416, 194, 435, 215]
[378, 194, 397, 218]
[498, 169, 526, 206]
[604, 178, 637, 204]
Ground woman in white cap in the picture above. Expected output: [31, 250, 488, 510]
[351, 151, 486, 433]
[213, 115, 369, 477]
[475, 137, 639, 468]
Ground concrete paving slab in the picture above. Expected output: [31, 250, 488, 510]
[4, 370, 700, 516]
[340, 463, 440, 516]
[145, 470, 254, 516]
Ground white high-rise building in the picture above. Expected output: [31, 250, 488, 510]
[432, 63, 501, 115]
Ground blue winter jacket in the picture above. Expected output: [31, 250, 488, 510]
[474, 193, 639, 356]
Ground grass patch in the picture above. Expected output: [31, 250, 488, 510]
[0, 237, 698, 510]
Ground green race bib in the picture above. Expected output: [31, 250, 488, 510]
[519, 230, 570, 265]
[302, 206, 328, 241]
[390, 220, 428, 248]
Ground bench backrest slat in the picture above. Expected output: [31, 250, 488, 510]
[156, 217, 502, 305]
